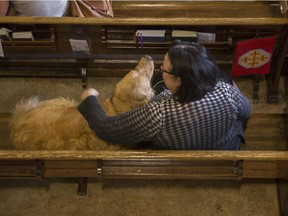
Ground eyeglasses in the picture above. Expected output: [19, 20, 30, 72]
[160, 65, 173, 74]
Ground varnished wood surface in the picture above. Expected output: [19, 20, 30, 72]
[0, 150, 288, 161]
[0, 1, 287, 26]
[0, 113, 11, 150]
[0, 17, 287, 26]
[243, 113, 286, 151]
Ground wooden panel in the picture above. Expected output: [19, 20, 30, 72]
[0, 160, 41, 178]
[44, 160, 99, 177]
[243, 161, 288, 178]
[0, 113, 11, 150]
[112, 1, 281, 19]
[0, 2, 287, 26]
[84, 0, 287, 20]
[277, 179, 288, 216]
[101, 159, 242, 180]
[44, 169, 98, 178]
[0, 153, 288, 180]
[242, 114, 287, 150]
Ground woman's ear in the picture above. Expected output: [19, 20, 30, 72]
[175, 77, 182, 87]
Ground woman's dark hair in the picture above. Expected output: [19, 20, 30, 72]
[168, 42, 220, 103]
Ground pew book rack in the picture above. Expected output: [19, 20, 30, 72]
[0, 1, 288, 215]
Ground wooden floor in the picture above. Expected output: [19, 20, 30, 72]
[1, 112, 286, 151]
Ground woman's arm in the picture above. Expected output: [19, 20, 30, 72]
[78, 95, 162, 145]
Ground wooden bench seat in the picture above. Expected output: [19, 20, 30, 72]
[1, 112, 287, 151]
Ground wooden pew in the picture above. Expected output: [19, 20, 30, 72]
[0, 1, 288, 101]
[0, 111, 288, 215]
[1, 151, 288, 215]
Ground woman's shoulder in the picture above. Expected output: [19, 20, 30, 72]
[216, 81, 239, 93]
[215, 81, 250, 104]
[216, 80, 233, 88]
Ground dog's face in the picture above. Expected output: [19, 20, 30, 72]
[104, 55, 155, 115]
[116, 55, 154, 102]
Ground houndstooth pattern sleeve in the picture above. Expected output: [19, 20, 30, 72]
[78, 96, 163, 144]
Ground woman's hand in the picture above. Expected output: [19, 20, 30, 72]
[80, 88, 99, 101]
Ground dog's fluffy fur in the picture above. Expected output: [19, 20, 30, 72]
[10, 55, 155, 150]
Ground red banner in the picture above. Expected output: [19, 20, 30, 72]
[231, 36, 277, 76]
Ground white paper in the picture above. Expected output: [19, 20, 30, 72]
[0, 28, 12, 41]
[69, 39, 90, 54]
[197, 32, 216, 43]
[136, 30, 166, 37]
[12, 31, 34, 40]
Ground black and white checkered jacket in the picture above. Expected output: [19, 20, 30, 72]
[78, 81, 251, 150]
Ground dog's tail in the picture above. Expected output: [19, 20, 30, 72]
[11, 97, 40, 120]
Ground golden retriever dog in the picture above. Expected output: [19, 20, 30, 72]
[10, 55, 155, 150]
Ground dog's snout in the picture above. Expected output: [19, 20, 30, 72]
[135, 55, 154, 78]
[143, 55, 152, 61]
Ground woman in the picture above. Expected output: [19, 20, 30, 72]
[78, 42, 251, 150]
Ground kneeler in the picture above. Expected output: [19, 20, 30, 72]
[231, 35, 277, 103]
